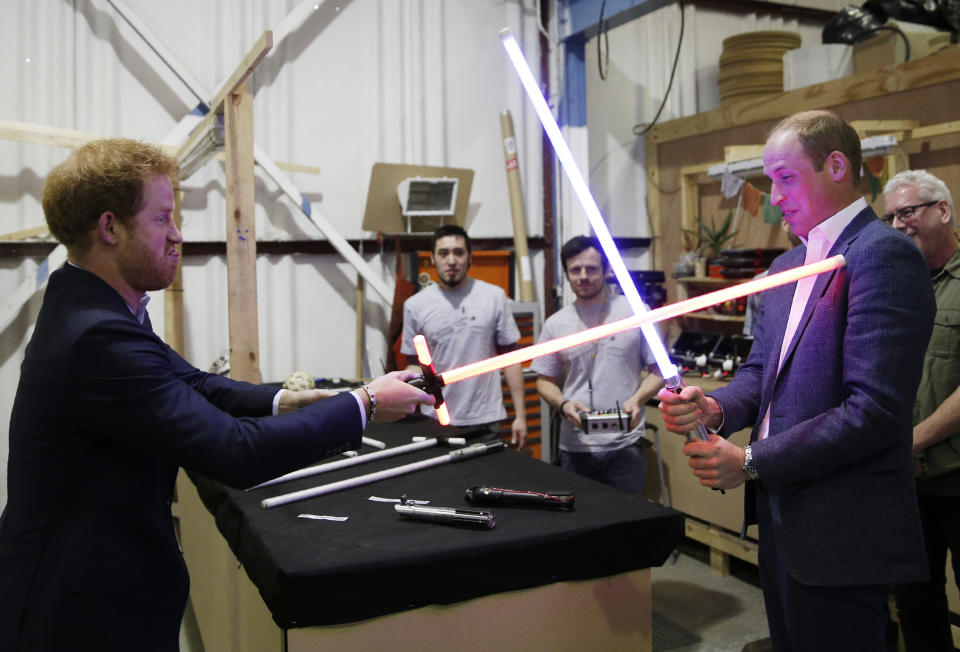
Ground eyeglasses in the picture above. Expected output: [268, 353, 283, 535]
[882, 200, 938, 224]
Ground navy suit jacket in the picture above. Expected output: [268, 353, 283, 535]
[711, 207, 935, 587]
[0, 264, 362, 650]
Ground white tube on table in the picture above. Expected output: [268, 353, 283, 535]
[248, 438, 439, 490]
[261, 441, 504, 509]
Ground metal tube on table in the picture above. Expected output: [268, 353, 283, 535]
[249, 438, 439, 490]
[261, 440, 505, 509]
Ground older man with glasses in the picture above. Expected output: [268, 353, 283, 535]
[883, 169, 960, 652]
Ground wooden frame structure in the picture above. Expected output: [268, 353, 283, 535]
[644, 45, 960, 300]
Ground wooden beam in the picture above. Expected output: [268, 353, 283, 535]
[176, 32, 273, 170]
[723, 144, 764, 163]
[224, 81, 261, 384]
[850, 119, 919, 137]
[99, 0, 396, 304]
[211, 32, 274, 116]
[910, 120, 960, 139]
[0, 225, 47, 241]
[164, 185, 186, 356]
[648, 46, 960, 145]
[0, 119, 104, 150]
[684, 518, 758, 575]
[644, 130, 662, 272]
[0, 246, 66, 337]
[1, 236, 651, 259]
[0, 118, 316, 175]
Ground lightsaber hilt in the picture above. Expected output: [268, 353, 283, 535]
[664, 372, 711, 443]
[395, 501, 496, 529]
[465, 485, 575, 510]
[664, 372, 724, 494]
[411, 334, 451, 425]
[407, 368, 445, 410]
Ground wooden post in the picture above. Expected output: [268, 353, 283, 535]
[164, 183, 186, 355]
[356, 275, 365, 379]
[224, 81, 260, 384]
[500, 110, 535, 302]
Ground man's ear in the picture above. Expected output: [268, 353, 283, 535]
[826, 151, 848, 182]
[97, 211, 120, 246]
[937, 201, 952, 225]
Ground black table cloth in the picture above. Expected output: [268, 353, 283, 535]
[190, 414, 684, 628]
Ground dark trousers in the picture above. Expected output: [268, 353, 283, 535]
[893, 491, 960, 652]
[560, 444, 645, 495]
[756, 484, 890, 652]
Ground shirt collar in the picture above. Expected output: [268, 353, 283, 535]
[939, 247, 960, 280]
[800, 196, 867, 256]
[66, 259, 150, 324]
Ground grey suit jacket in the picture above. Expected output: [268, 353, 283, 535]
[711, 207, 935, 586]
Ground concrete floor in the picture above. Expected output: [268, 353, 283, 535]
[651, 540, 771, 652]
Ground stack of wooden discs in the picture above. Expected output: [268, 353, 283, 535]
[718, 31, 801, 104]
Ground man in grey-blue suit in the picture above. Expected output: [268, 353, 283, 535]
[658, 111, 935, 651]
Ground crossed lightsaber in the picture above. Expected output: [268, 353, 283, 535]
[408, 29, 845, 434]
[255, 31, 845, 509]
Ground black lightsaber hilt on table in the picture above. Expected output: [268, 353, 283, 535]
[465, 486, 575, 510]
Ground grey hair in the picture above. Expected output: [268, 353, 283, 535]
[884, 169, 954, 224]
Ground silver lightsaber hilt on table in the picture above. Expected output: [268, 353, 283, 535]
[395, 498, 496, 529]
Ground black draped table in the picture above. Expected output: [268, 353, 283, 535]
[184, 414, 684, 650]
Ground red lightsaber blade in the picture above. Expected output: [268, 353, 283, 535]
[437, 256, 845, 386]
[410, 334, 451, 425]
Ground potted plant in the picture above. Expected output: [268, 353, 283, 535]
[683, 211, 737, 275]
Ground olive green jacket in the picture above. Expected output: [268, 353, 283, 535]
[915, 247, 960, 493]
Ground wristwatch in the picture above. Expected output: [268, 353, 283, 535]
[742, 444, 759, 480]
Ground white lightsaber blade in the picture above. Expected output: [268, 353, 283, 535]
[248, 438, 440, 490]
[499, 28, 677, 379]
[261, 441, 505, 509]
[439, 256, 846, 385]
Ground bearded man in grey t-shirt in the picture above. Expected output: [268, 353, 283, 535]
[531, 236, 663, 494]
[401, 225, 527, 448]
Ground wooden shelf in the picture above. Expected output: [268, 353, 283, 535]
[684, 311, 745, 323]
[676, 276, 749, 286]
